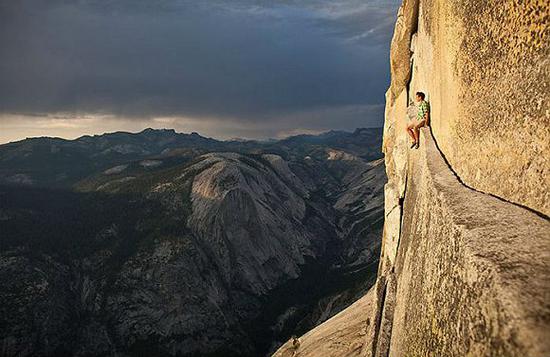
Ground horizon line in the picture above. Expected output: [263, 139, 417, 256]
[0, 126, 384, 146]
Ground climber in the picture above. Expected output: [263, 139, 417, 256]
[291, 335, 301, 356]
[406, 91, 430, 149]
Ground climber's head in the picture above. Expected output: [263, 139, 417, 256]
[415, 92, 425, 102]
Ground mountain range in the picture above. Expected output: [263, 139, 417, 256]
[0, 128, 385, 356]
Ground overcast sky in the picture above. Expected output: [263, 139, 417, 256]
[0, 0, 400, 143]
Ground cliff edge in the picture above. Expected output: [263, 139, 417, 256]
[274, 1, 550, 356]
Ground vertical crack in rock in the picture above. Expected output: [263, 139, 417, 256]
[362, 275, 387, 357]
[373, 274, 397, 357]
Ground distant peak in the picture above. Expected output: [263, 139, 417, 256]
[141, 128, 176, 134]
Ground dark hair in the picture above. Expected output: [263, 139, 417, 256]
[416, 92, 425, 100]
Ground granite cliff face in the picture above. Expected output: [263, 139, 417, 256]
[274, 1, 550, 356]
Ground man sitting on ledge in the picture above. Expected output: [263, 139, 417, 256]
[407, 91, 430, 149]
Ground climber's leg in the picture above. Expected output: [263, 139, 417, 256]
[406, 122, 416, 144]
[413, 120, 426, 148]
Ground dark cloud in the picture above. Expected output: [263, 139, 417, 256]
[0, 0, 400, 140]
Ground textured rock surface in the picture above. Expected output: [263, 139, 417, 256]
[377, 0, 550, 356]
[406, 0, 550, 216]
[388, 129, 550, 356]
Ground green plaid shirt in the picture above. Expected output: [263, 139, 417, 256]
[417, 101, 429, 120]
